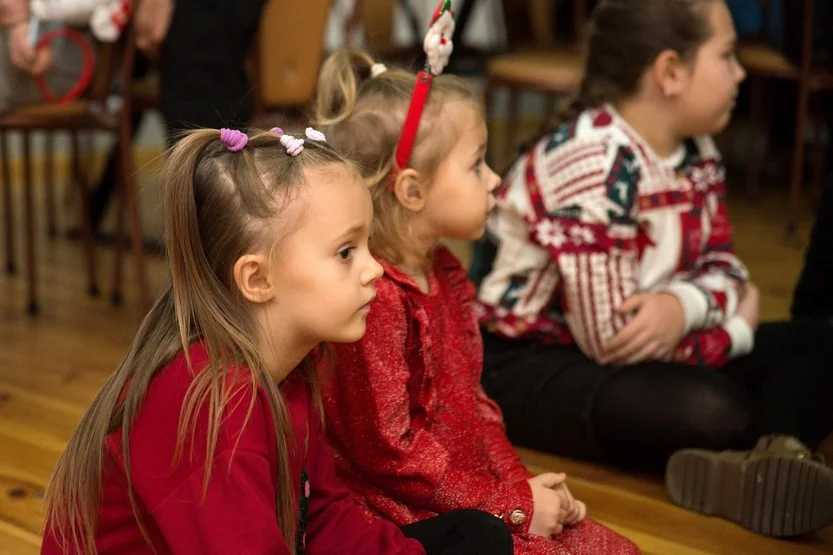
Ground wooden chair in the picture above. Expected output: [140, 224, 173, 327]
[740, 0, 833, 233]
[484, 0, 587, 169]
[249, 0, 334, 128]
[0, 21, 148, 315]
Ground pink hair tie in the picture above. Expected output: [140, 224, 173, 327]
[270, 127, 284, 135]
[219, 128, 248, 152]
[280, 134, 305, 157]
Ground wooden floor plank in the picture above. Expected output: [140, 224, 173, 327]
[0, 519, 41, 555]
[0, 473, 44, 537]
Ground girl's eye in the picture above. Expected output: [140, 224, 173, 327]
[337, 247, 355, 261]
[473, 158, 484, 173]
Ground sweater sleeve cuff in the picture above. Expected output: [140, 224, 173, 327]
[483, 479, 534, 535]
[658, 281, 709, 333]
[724, 315, 755, 358]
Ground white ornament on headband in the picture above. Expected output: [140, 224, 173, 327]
[423, 8, 455, 75]
[371, 63, 388, 78]
[305, 127, 326, 142]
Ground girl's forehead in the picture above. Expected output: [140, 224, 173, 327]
[436, 100, 483, 139]
[704, 0, 735, 42]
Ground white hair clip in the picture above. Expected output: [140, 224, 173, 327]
[279, 134, 305, 156]
[371, 63, 388, 78]
[305, 127, 326, 142]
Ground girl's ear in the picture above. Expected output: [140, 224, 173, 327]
[233, 254, 275, 303]
[392, 169, 428, 213]
[652, 48, 691, 98]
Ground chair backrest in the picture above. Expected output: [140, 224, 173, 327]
[502, 0, 588, 49]
[83, 20, 134, 107]
[255, 0, 333, 111]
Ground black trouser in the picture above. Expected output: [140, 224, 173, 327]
[401, 510, 513, 555]
[89, 0, 264, 232]
[481, 320, 833, 472]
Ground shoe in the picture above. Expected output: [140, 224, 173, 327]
[665, 435, 833, 537]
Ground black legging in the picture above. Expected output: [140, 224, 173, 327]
[481, 320, 833, 472]
[402, 510, 513, 555]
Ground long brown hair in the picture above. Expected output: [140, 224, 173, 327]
[314, 49, 479, 266]
[43, 129, 350, 555]
[550, 0, 714, 129]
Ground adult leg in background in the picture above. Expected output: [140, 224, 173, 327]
[91, 51, 152, 232]
[159, 0, 266, 145]
[792, 167, 833, 321]
[400, 510, 513, 555]
[719, 320, 833, 449]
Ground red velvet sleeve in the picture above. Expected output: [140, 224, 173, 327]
[325, 280, 534, 533]
[474, 384, 534, 482]
[438, 247, 532, 484]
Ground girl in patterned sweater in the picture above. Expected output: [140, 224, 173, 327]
[474, 0, 833, 538]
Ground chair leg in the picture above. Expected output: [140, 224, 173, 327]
[71, 131, 99, 297]
[545, 93, 558, 120]
[787, 86, 812, 237]
[111, 149, 125, 306]
[116, 135, 148, 315]
[505, 87, 520, 167]
[809, 94, 825, 203]
[746, 77, 764, 201]
[44, 131, 57, 237]
[0, 131, 14, 275]
[81, 131, 94, 171]
[22, 131, 38, 315]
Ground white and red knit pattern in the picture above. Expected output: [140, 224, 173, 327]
[477, 105, 752, 369]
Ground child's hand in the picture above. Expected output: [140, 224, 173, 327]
[551, 482, 587, 526]
[601, 292, 685, 365]
[135, 0, 174, 55]
[527, 472, 567, 537]
[736, 282, 760, 332]
[7, 22, 52, 75]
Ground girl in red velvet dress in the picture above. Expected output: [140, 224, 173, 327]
[311, 6, 640, 554]
[40, 128, 513, 555]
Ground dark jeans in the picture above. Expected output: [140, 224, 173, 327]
[401, 510, 513, 555]
[481, 320, 833, 472]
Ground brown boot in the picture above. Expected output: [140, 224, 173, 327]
[665, 435, 833, 537]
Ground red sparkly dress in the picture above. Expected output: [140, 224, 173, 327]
[319, 245, 640, 555]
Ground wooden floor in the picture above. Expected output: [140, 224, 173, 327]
[1, 187, 833, 555]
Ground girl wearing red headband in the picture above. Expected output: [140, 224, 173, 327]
[313, 2, 638, 553]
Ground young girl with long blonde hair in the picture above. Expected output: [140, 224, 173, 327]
[41, 127, 513, 555]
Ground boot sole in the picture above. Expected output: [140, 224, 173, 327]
[666, 449, 833, 537]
